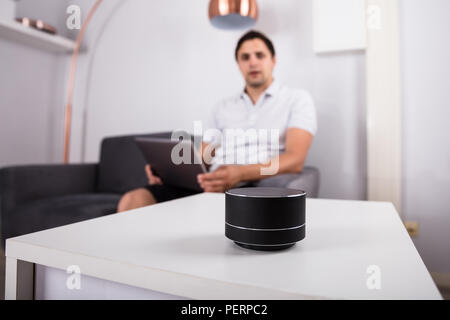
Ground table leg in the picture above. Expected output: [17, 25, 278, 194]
[5, 257, 34, 300]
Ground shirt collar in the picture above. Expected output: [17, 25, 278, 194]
[240, 79, 280, 100]
[265, 80, 280, 97]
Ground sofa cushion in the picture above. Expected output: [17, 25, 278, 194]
[96, 132, 173, 194]
[3, 193, 121, 240]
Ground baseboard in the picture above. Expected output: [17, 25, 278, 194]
[431, 272, 450, 290]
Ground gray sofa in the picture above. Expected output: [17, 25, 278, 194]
[0, 132, 320, 248]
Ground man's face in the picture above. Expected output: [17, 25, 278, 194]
[236, 38, 276, 89]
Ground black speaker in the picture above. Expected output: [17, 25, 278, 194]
[225, 187, 306, 251]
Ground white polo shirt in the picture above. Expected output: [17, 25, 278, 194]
[203, 80, 317, 172]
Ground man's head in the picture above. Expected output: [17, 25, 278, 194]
[235, 30, 276, 89]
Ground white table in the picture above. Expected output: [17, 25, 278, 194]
[5, 193, 442, 300]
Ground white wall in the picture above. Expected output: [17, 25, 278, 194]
[399, 0, 450, 273]
[0, 0, 69, 167]
[69, 0, 367, 201]
[0, 42, 65, 166]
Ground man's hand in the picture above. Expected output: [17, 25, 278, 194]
[197, 165, 243, 193]
[145, 164, 163, 185]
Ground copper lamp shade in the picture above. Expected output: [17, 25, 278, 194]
[209, 0, 258, 30]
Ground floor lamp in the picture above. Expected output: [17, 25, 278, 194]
[63, 0, 103, 164]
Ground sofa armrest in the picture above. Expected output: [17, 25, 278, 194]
[0, 164, 98, 214]
[256, 166, 320, 198]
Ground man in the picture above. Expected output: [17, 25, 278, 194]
[117, 30, 317, 212]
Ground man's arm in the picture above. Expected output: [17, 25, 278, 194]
[239, 127, 313, 181]
[197, 128, 313, 192]
[200, 142, 215, 170]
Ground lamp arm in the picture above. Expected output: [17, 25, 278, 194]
[63, 0, 103, 164]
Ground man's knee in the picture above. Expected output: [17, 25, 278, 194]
[117, 188, 156, 212]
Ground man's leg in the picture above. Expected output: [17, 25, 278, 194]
[117, 188, 156, 212]
[117, 185, 202, 213]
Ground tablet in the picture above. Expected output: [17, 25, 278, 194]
[135, 137, 207, 192]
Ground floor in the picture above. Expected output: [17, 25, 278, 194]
[0, 246, 449, 300]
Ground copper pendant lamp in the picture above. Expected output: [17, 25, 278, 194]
[209, 0, 258, 30]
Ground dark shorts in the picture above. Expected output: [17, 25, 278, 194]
[144, 182, 257, 204]
[144, 184, 201, 203]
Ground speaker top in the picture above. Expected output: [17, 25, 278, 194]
[226, 187, 306, 198]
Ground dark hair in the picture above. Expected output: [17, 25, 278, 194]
[235, 30, 276, 61]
